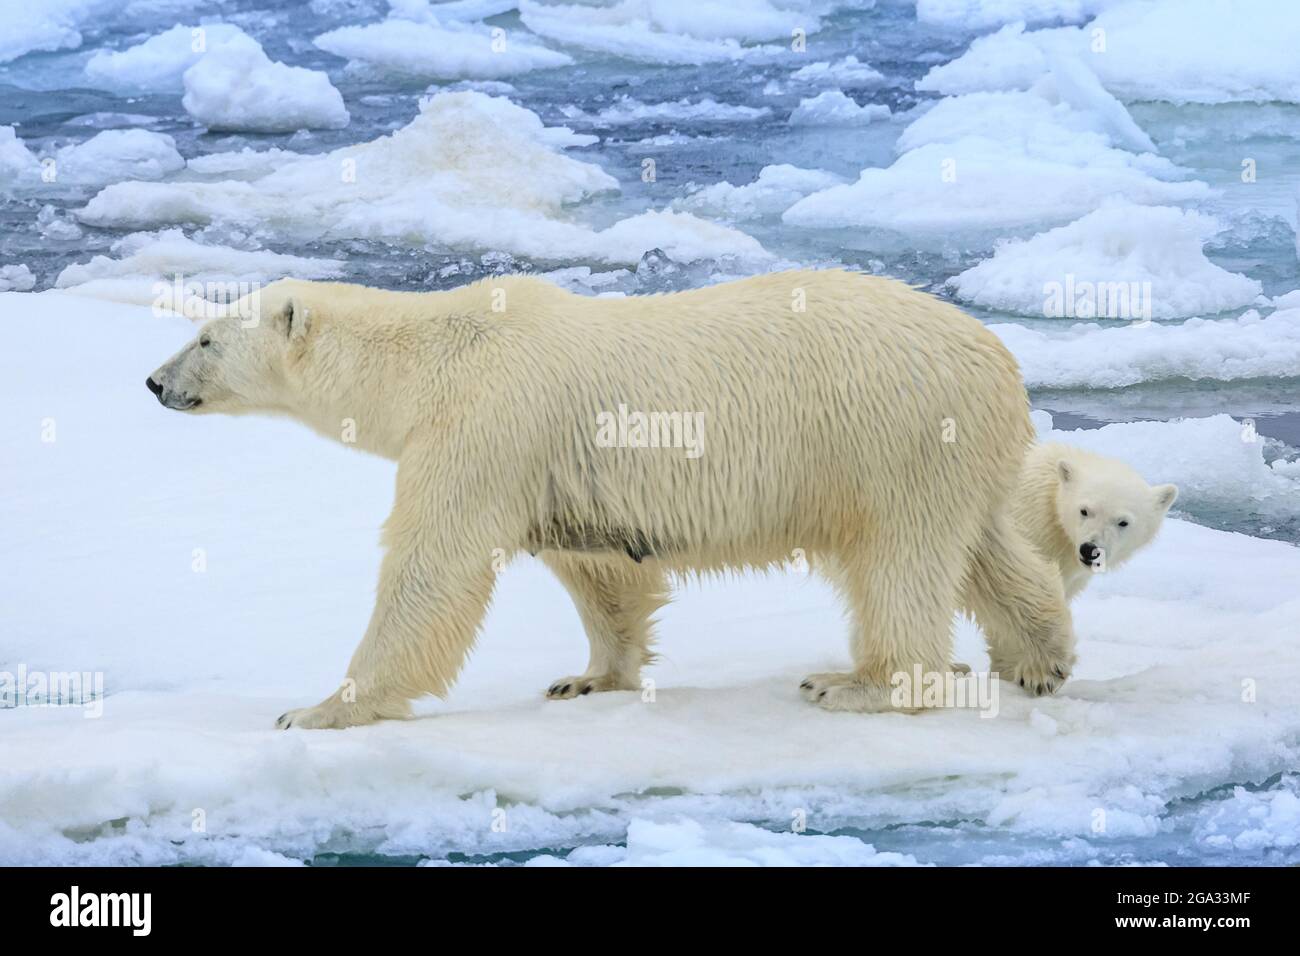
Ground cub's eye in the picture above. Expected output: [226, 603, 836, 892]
[199, 335, 211, 348]
[1118, 519, 1129, 528]
[1080, 508, 1089, 517]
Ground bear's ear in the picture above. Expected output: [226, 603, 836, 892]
[1057, 460, 1073, 485]
[278, 297, 311, 344]
[1154, 483, 1178, 511]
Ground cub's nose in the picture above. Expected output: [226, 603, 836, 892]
[1079, 542, 1100, 563]
[146, 376, 163, 396]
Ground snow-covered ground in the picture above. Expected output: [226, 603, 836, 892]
[2, 0, 1299, 866]
[3, 292, 1298, 866]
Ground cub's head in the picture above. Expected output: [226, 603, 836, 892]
[1054, 453, 1177, 573]
[145, 283, 311, 415]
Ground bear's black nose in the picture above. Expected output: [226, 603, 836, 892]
[1080, 542, 1100, 563]
[146, 376, 163, 396]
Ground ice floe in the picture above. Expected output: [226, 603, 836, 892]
[50, 130, 186, 185]
[786, 67, 1205, 239]
[949, 205, 1262, 320]
[918, 2, 1300, 105]
[560, 97, 770, 127]
[181, 33, 350, 132]
[518, 0, 797, 64]
[314, 17, 572, 80]
[1034, 412, 1300, 523]
[788, 90, 891, 126]
[677, 164, 845, 221]
[0, 264, 36, 292]
[76, 92, 768, 266]
[914, 0, 1127, 30]
[84, 23, 253, 92]
[788, 55, 885, 88]
[0, 0, 118, 64]
[54, 229, 347, 303]
[2, 291, 1298, 864]
[994, 305, 1300, 389]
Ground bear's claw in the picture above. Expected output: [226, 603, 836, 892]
[545, 673, 631, 700]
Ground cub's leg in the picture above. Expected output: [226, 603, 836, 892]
[801, 542, 962, 713]
[277, 436, 504, 729]
[541, 551, 669, 700]
[962, 508, 1076, 696]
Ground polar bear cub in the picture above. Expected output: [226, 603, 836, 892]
[1012, 443, 1178, 601]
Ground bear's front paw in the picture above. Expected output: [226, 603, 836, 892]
[275, 692, 410, 730]
[545, 673, 636, 700]
[1006, 655, 1073, 697]
[799, 672, 901, 713]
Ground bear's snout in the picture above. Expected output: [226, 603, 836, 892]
[146, 376, 163, 397]
[1079, 542, 1101, 566]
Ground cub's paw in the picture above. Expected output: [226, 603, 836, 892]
[545, 673, 634, 700]
[275, 692, 409, 730]
[799, 672, 899, 713]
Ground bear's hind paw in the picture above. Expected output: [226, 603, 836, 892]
[799, 672, 901, 713]
[545, 673, 635, 700]
[275, 693, 410, 730]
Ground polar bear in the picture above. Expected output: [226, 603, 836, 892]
[146, 271, 1075, 728]
[1010, 443, 1178, 602]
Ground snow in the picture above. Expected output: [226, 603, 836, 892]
[677, 165, 845, 221]
[75, 92, 768, 266]
[3, 289, 1299, 865]
[314, 18, 572, 80]
[181, 33, 350, 132]
[918, 1, 1300, 105]
[949, 205, 1262, 320]
[994, 306, 1300, 389]
[788, 91, 891, 126]
[84, 23, 253, 92]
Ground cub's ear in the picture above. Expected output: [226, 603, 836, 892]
[1154, 483, 1178, 511]
[278, 297, 311, 343]
[1057, 460, 1073, 484]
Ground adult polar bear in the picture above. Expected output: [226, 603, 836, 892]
[146, 270, 1075, 729]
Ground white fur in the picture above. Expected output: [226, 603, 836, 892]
[147, 271, 1076, 728]
[1011, 443, 1178, 601]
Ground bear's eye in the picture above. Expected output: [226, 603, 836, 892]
[1080, 508, 1089, 517]
[199, 335, 211, 348]
[1118, 519, 1129, 528]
